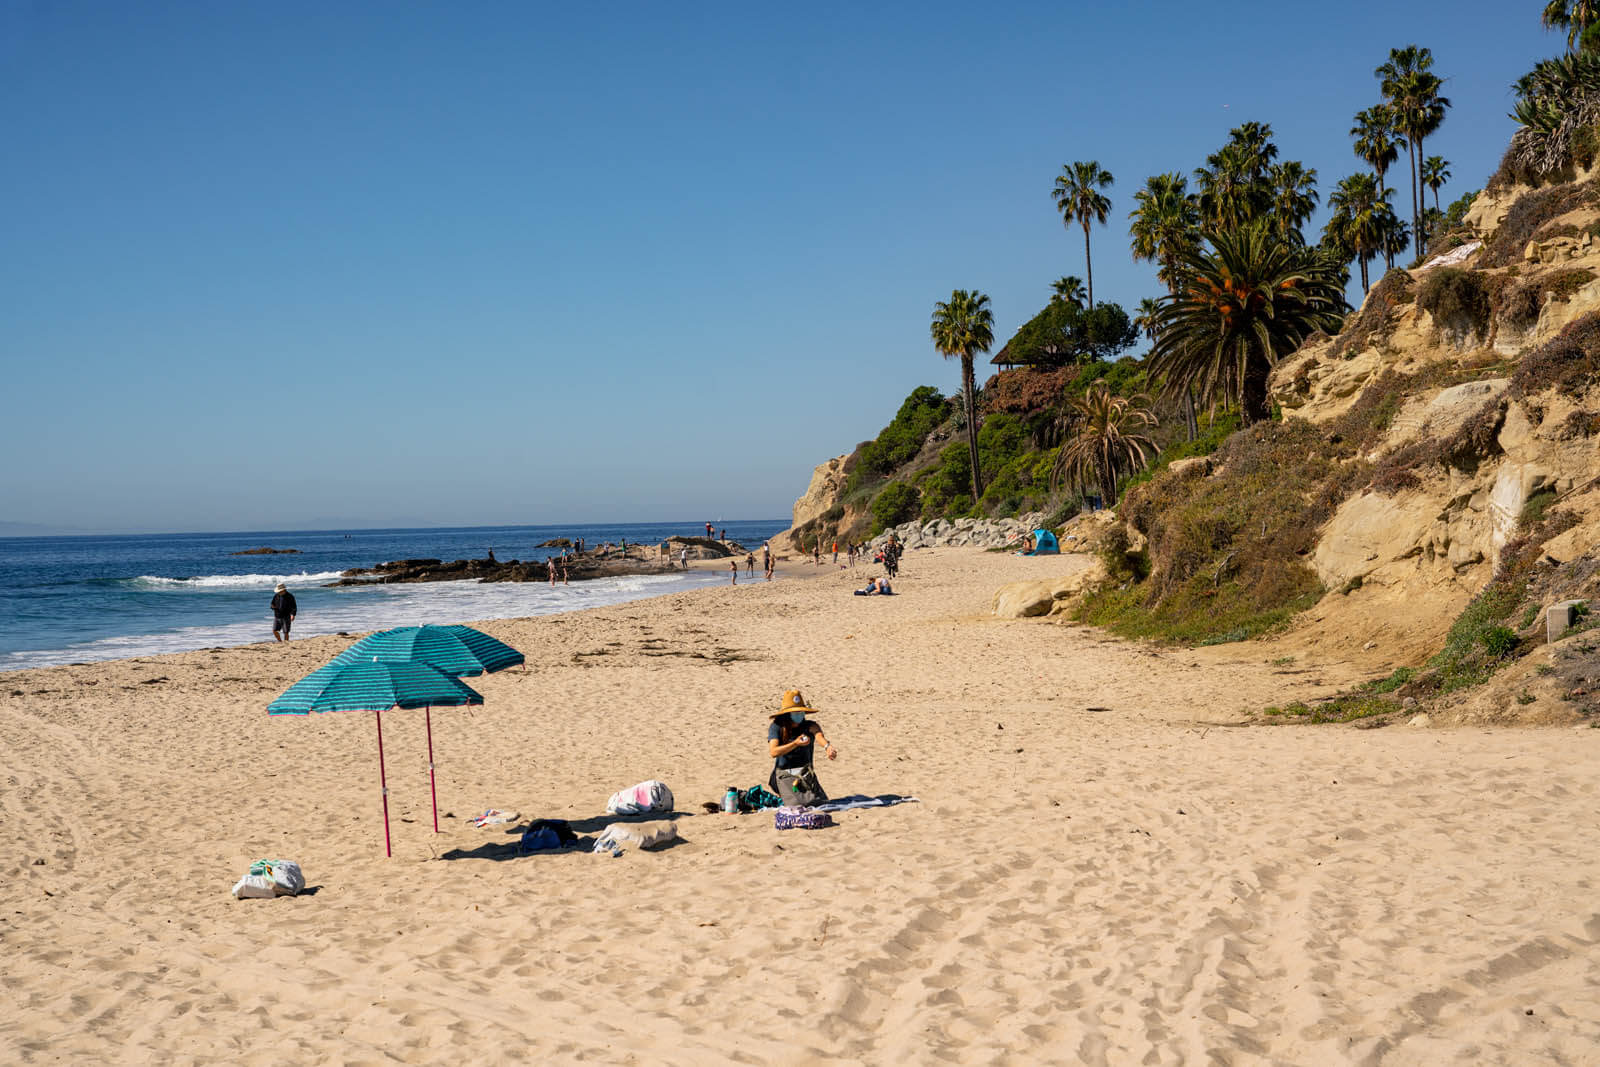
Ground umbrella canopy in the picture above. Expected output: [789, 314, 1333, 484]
[269, 660, 484, 715]
[327, 624, 524, 678]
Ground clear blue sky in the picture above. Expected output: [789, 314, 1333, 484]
[0, 1, 1557, 533]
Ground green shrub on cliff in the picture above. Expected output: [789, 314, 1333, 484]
[854, 386, 949, 481]
[870, 482, 921, 534]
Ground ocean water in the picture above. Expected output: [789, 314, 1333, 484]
[0, 520, 788, 671]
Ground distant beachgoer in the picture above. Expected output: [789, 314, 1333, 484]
[767, 690, 836, 807]
[271, 583, 297, 642]
[620, 537, 627, 555]
[832, 540, 839, 564]
[705, 522, 714, 538]
[562, 562, 569, 585]
[746, 552, 755, 577]
[813, 542, 821, 566]
[679, 547, 689, 570]
[719, 527, 726, 542]
[487, 547, 496, 563]
[547, 558, 556, 586]
[730, 558, 739, 585]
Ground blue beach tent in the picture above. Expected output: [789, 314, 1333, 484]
[1029, 529, 1060, 555]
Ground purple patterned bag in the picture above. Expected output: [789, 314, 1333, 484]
[774, 807, 834, 831]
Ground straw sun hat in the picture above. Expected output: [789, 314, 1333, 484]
[770, 689, 822, 718]
[274, 583, 287, 593]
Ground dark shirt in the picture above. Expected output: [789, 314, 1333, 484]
[768, 718, 821, 770]
[271, 592, 297, 618]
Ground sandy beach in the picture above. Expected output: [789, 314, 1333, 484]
[3, 547, 1598, 1064]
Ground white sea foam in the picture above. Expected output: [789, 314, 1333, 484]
[1, 571, 726, 671]
[128, 571, 349, 589]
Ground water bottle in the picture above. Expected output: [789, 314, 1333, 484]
[723, 786, 739, 814]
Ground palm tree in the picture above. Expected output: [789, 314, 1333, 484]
[1149, 226, 1347, 423]
[1050, 276, 1087, 308]
[1379, 208, 1411, 272]
[1052, 161, 1115, 307]
[1325, 174, 1388, 292]
[1350, 105, 1405, 194]
[930, 289, 995, 502]
[1129, 172, 1200, 292]
[1421, 155, 1450, 212]
[1543, 0, 1600, 51]
[1268, 161, 1320, 243]
[1227, 122, 1279, 183]
[1378, 46, 1450, 259]
[1195, 143, 1265, 232]
[1051, 384, 1158, 509]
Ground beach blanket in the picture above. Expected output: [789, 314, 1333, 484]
[812, 794, 919, 814]
[471, 809, 519, 828]
[594, 821, 680, 855]
[606, 779, 674, 815]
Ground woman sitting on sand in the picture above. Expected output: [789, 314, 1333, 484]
[767, 689, 837, 807]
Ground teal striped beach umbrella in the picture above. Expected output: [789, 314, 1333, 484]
[326, 626, 523, 834]
[269, 661, 484, 856]
[328, 624, 525, 677]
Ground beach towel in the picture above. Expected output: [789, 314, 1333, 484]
[594, 821, 680, 855]
[231, 859, 304, 899]
[606, 779, 674, 815]
[812, 794, 919, 814]
[471, 809, 520, 828]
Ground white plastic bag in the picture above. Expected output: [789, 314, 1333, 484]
[605, 779, 674, 815]
[593, 821, 680, 855]
[231, 859, 304, 899]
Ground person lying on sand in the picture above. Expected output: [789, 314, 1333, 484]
[767, 689, 836, 807]
[853, 578, 892, 596]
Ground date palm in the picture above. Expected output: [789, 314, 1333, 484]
[1052, 161, 1114, 307]
[1051, 276, 1087, 308]
[1149, 226, 1347, 423]
[1129, 172, 1200, 293]
[1051, 383, 1158, 509]
[930, 289, 995, 501]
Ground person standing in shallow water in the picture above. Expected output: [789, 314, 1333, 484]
[270, 583, 296, 642]
[730, 558, 739, 585]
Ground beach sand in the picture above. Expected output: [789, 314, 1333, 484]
[3, 548, 1598, 1063]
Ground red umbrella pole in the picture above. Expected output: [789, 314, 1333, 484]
[426, 706, 439, 833]
[375, 710, 392, 857]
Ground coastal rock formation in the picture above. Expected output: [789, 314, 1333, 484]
[867, 514, 1044, 553]
[790, 455, 850, 532]
[990, 560, 1104, 618]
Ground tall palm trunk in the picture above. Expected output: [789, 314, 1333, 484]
[1359, 255, 1370, 294]
[1184, 388, 1198, 442]
[1080, 221, 1094, 307]
[961, 355, 983, 501]
[1407, 141, 1422, 261]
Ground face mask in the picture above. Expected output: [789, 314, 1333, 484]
[789, 711, 805, 724]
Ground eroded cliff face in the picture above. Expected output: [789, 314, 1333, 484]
[1261, 176, 1600, 665]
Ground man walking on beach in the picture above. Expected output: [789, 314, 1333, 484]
[270, 583, 296, 642]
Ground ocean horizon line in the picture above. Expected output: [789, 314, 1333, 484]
[0, 517, 793, 542]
